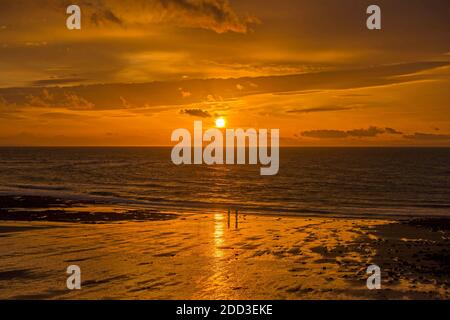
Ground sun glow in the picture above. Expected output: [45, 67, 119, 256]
[215, 118, 226, 128]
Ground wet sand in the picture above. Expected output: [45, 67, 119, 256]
[0, 196, 449, 300]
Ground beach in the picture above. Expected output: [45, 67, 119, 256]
[1, 0, 449, 306]
[0, 148, 449, 300]
[0, 195, 449, 300]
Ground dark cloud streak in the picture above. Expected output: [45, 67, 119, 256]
[404, 133, 450, 141]
[287, 105, 353, 114]
[180, 108, 211, 117]
[301, 127, 402, 139]
[0, 61, 447, 111]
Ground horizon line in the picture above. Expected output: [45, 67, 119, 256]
[1, 145, 449, 148]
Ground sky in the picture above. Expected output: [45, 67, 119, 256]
[0, 0, 449, 146]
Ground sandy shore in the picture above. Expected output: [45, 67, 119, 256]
[0, 196, 449, 300]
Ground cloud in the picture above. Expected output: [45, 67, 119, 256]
[39, 112, 96, 121]
[0, 61, 448, 111]
[0, 96, 18, 111]
[178, 88, 192, 98]
[385, 127, 403, 135]
[301, 126, 401, 139]
[403, 132, 450, 140]
[31, 78, 88, 87]
[25, 42, 48, 47]
[154, 0, 259, 33]
[346, 127, 385, 138]
[57, 92, 95, 110]
[0, 96, 23, 119]
[14, 0, 258, 34]
[23, 89, 95, 110]
[180, 108, 211, 117]
[87, 3, 124, 26]
[287, 105, 353, 114]
[301, 130, 349, 139]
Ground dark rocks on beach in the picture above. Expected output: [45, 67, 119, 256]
[0, 195, 177, 223]
[335, 218, 450, 293]
[0, 208, 178, 223]
[0, 195, 75, 208]
[405, 218, 450, 232]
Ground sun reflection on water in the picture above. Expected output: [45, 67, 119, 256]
[213, 213, 225, 258]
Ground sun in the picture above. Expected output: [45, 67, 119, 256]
[215, 118, 226, 128]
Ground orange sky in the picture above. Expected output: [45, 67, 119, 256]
[0, 0, 449, 146]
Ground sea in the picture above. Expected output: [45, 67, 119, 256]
[0, 147, 449, 218]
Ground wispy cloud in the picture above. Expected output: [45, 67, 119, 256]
[1, 61, 447, 111]
[180, 108, 211, 118]
[301, 127, 400, 139]
[31, 78, 88, 87]
[403, 132, 450, 140]
[385, 127, 403, 135]
[286, 105, 353, 114]
[24, 89, 95, 110]
[0, 0, 258, 34]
